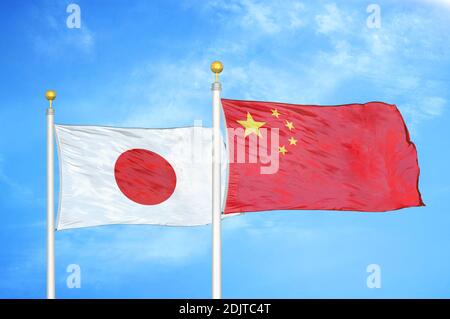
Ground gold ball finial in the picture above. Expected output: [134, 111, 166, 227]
[211, 61, 223, 74]
[210, 61, 223, 82]
[45, 90, 56, 101]
[45, 90, 56, 108]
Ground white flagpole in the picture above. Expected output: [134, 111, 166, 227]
[211, 61, 223, 299]
[45, 90, 56, 299]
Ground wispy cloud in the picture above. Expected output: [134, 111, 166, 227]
[32, 26, 94, 57]
[403, 96, 447, 128]
[204, 0, 306, 34]
[90, 1, 445, 136]
[214, 1, 449, 131]
[29, 4, 95, 57]
[419, 0, 450, 8]
[116, 58, 213, 128]
[315, 3, 351, 34]
[2, 0, 449, 298]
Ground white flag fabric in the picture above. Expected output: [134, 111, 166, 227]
[55, 125, 227, 230]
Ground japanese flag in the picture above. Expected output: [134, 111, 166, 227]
[55, 125, 227, 230]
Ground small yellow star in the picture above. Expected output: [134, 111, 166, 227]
[236, 112, 266, 137]
[288, 137, 297, 145]
[271, 109, 280, 118]
[285, 120, 295, 131]
[279, 145, 287, 155]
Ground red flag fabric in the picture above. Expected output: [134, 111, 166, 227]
[222, 99, 424, 214]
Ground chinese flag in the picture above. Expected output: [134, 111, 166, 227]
[222, 99, 424, 214]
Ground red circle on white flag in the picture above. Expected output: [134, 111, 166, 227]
[114, 149, 177, 205]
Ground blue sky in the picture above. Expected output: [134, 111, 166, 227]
[1, 0, 450, 298]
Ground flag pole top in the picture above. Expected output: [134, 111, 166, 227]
[210, 61, 223, 82]
[45, 90, 56, 108]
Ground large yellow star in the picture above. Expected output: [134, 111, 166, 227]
[237, 112, 266, 137]
[288, 137, 297, 145]
[285, 120, 295, 131]
[279, 145, 287, 155]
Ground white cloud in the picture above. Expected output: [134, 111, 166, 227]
[79, 1, 448, 139]
[315, 3, 351, 34]
[205, 0, 306, 34]
[124, 2, 448, 134]
[403, 96, 447, 130]
[29, 4, 95, 57]
[419, 0, 450, 8]
[117, 58, 213, 128]
[33, 25, 94, 57]
[423, 97, 446, 116]
[240, 0, 305, 33]
[309, 4, 448, 130]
